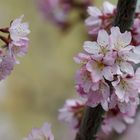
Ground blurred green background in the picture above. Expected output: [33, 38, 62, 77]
[1, 0, 138, 140]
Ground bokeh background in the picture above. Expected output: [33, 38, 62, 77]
[0, 0, 140, 140]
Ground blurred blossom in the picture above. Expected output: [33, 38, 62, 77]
[9, 15, 30, 46]
[58, 98, 85, 129]
[38, 0, 69, 29]
[38, 0, 92, 30]
[23, 122, 54, 140]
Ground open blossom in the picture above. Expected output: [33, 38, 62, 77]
[112, 70, 140, 103]
[0, 15, 30, 81]
[75, 26, 140, 115]
[101, 106, 136, 134]
[8, 15, 30, 60]
[85, 1, 115, 35]
[58, 99, 85, 129]
[23, 122, 54, 140]
[9, 15, 30, 46]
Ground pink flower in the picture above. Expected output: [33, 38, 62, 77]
[38, 0, 68, 28]
[101, 106, 136, 134]
[86, 80, 110, 111]
[9, 15, 30, 46]
[110, 27, 140, 75]
[85, 1, 115, 35]
[23, 122, 54, 140]
[9, 39, 29, 57]
[86, 56, 116, 82]
[112, 69, 140, 103]
[0, 56, 15, 81]
[58, 99, 85, 129]
[75, 67, 93, 93]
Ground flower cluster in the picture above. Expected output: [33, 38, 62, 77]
[75, 26, 140, 124]
[58, 97, 136, 135]
[38, 0, 91, 29]
[85, 1, 140, 46]
[23, 122, 54, 140]
[0, 15, 30, 81]
[58, 98, 85, 129]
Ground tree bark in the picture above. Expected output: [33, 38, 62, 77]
[114, 0, 137, 32]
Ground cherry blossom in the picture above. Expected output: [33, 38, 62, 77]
[101, 106, 136, 134]
[0, 15, 30, 81]
[23, 123, 54, 140]
[9, 15, 30, 46]
[58, 99, 85, 129]
[85, 1, 115, 35]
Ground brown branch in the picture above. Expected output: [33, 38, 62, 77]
[75, 106, 104, 140]
[0, 27, 9, 33]
[114, 0, 137, 32]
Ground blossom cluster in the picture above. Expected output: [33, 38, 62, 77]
[73, 26, 140, 135]
[23, 122, 54, 140]
[58, 97, 136, 135]
[38, 0, 91, 29]
[86, 1, 140, 46]
[0, 15, 30, 81]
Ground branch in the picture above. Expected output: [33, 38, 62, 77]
[114, 0, 137, 32]
[75, 106, 104, 140]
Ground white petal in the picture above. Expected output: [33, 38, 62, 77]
[103, 1, 115, 14]
[126, 52, 140, 64]
[135, 67, 140, 79]
[118, 31, 132, 47]
[133, 46, 140, 54]
[102, 66, 114, 81]
[120, 62, 134, 75]
[87, 6, 102, 17]
[101, 81, 110, 99]
[101, 100, 108, 111]
[86, 61, 102, 82]
[97, 29, 109, 46]
[83, 41, 100, 54]
[85, 17, 101, 26]
[110, 26, 121, 49]
[112, 119, 126, 133]
[124, 117, 134, 124]
[114, 84, 125, 100]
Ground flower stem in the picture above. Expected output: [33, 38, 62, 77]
[75, 105, 104, 140]
[75, 0, 137, 140]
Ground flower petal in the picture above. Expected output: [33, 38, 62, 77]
[97, 29, 109, 46]
[83, 41, 100, 54]
[120, 61, 134, 75]
[103, 1, 115, 14]
[87, 6, 102, 17]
